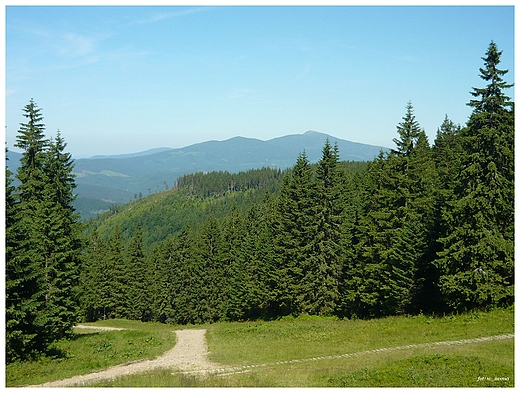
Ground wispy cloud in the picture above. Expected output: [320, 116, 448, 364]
[58, 33, 98, 58]
[138, 7, 211, 25]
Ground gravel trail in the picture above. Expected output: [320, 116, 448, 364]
[181, 332, 514, 376]
[32, 329, 219, 387]
[30, 331, 514, 387]
[75, 324, 128, 331]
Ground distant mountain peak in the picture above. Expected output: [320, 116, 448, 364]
[67, 131, 389, 219]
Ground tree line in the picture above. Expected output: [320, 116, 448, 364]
[80, 42, 513, 322]
[5, 41, 514, 363]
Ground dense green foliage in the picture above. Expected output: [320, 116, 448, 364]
[434, 41, 514, 311]
[6, 100, 82, 363]
[77, 42, 513, 325]
[6, 43, 514, 364]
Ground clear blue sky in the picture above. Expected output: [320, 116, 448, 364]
[5, 4, 515, 158]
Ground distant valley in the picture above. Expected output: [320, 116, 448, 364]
[7, 131, 388, 219]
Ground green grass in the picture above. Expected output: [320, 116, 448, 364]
[5, 319, 179, 387]
[206, 308, 514, 367]
[87, 340, 514, 387]
[6, 307, 515, 387]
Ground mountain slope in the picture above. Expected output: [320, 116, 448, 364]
[8, 131, 388, 219]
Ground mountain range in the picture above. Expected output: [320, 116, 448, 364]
[7, 131, 388, 219]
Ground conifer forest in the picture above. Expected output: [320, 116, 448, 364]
[5, 42, 514, 364]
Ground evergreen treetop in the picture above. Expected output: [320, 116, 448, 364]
[468, 41, 514, 114]
[391, 101, 422, 157]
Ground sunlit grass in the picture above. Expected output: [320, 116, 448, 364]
[206, 307, 514, 367]
[6, 307, 514, 387]
[87, 339, 513, 387]
[5, 319, 178, 387]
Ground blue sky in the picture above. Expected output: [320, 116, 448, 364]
[5, 5, 515, 158]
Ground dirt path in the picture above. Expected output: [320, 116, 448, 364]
[33, 329, 219, 387]
[31, 331, 514, 387]
[185, 332, 514, 376]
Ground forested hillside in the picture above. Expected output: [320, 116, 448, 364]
[79, 42, 514, 323]
[89, 167, 287, 248]
[73, 130, 387, 219]
[6, 131, 387, 221]
[6, 42, 514, 363]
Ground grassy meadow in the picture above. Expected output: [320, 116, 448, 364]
[6, 307, 514, 387]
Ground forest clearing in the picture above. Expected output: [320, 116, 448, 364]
[7, 307, 514, 387]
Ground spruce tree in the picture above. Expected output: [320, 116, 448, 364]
[348, 153, 394, 318]
[433, 115, 463, 195]
[170, 226, 196, 324]
[6, 100, 81, 360]
[150, 237, 175, 323]
[392, 101, 422, 157]
[355, 103, 436, 316]
[429, 116, 464, 312]
[238, 202, 276, 319]
[406, 131, 441, 313]
[79, 229, 106, 321]
[337, 168, 366, 318]
[38, 132, 82, 340]
[192, 215, 227, 322]
[273, 151, 317, 315]
[126, 226, 151, 321]
[106, 226, 127, 318]
[257, 192, 280, 318]
[5, 148, 25, 362]
[223, 203, 248, 321]
[6, 99, 50, 360]
[308, 140, 345, 315]
[435, 42, 514, 311]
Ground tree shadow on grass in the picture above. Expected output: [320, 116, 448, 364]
[45, 331, 101, 360]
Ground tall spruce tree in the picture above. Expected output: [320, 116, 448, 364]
[344, 153, 390, 318]
[429, 116, 464, 312]
[239, 201, 276, 319]
[355, 103, 436, 316]
[38, 132, 82, 341]
[6, 100, 81, 362]
[6, 100, 50, 361]
[150, 237, 175, 323]
[223, 203, 249, 321]
[106, 226, 127, 318]
[126, 226, 151, 321]
[6, 148, 24, 362]
[337, 167, 367, 318]
[79, 229, 106, 321]
[435, 42, 514, 311]
[170, 226, 197, 324]
[273, 151, 317, 315]
[402, 131, 440, 313]
[392, 101, 422, 157]
[308, 140, 345, 315]
[192, 215, 227, 322]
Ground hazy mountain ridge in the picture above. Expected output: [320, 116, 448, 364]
[88, 147, 174, 160]
[7, 131, 388, 219]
